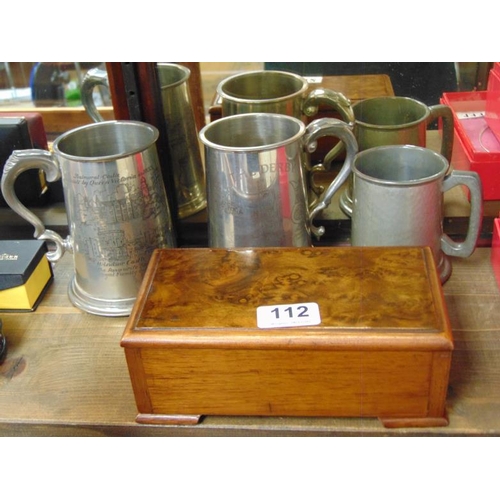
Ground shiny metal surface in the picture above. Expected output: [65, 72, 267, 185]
[157, 63, 206, 218]
[350, 145, 482, 283]
[80, 67, 108, 123]
[81, 64, 206, 219]
[218, 70, 308, 117]
[340, 96, 454, 216]
[199, 113, 357, 248]
[217, 70, 355, 182]
[1, 120, 175, 316]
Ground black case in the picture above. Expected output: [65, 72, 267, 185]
[0, 117, 49, 207]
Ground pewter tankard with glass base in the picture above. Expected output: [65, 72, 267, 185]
[1, 120, 175, 316]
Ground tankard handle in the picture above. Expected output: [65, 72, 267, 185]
[81, 68, 108, 123]
[441, 170, 483, 258]
[428, 104, 454, 163]
[1, 150, 71, 262]
[305, 118, 358, 239]
[303, 88, 355, 170]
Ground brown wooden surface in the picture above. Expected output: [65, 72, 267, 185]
[1, 246, 499, 436]
[0, 106, 115, 137]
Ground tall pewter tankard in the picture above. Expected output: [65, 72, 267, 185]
[199, 113, 358, 248]
[1, 120, 176, 316]
[350, 145, 483, 283]
[81, 63, 206, 219]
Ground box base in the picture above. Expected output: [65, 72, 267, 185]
[134, 413, 450, 429]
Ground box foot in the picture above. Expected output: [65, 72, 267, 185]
[136, 413, 202, 425]
[380, 415, 449, 429]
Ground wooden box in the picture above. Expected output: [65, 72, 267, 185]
[121, 246, 453, 428]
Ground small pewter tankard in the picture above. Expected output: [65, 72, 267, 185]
[350, 145, 483, 283]
[340, 96, 454, 216]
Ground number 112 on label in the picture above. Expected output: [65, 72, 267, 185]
[257, 302, 321, 329]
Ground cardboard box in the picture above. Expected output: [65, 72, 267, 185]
[121, 246, 453, 428]
[0, 240, 53, 312]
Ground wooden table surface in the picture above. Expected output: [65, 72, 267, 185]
[1, 246, 499, 437]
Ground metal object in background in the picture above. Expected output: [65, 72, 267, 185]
[340, 96, 455, 217]
[1, 120, 176, 316]
[217, 70, 355, 175]
[156, 63, 206, 218]
[350, 145, 483, 283]
[81, 63, 206, 219]
[199, 113, 358, 248]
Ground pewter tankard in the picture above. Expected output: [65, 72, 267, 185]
[340, 96, 454, 216]
[199, 113, 358, 248]
[217, 70, 355, 185]
[350, 145, 482, 283]
[81, 63, 206, 219]
[1, 120, 175, 316]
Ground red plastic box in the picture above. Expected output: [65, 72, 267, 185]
[441, 91, 500, 200]
[486, 63, 500, 143]
[492, 215, 500, 290]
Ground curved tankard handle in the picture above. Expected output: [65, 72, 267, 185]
[305, 118, 358, 239]
[81, 68, 109, 123]
[428, 104, 454, 164]
[441, 170, 483, 258]
[303, 88, 355, 172]
[1, 150, 72, 262]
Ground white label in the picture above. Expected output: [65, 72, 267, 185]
[306, 76, 323, 84]
[257, 302, 321, 329]
[456, 111, 486, 119]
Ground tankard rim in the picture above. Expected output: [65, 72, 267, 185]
[52, 120, 159, 162]
[353, 96, 430, 130]
[352, 144, 449, 186]
[217, 70, 308, 104]
[199, 112, 306, 152]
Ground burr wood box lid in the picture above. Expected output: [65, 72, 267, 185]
[121, 246, 453, 428]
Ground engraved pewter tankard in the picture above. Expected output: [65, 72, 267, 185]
[1, 120, 176, 316]
[199, 113, 358, 248]
[81, 63, 206, 219]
